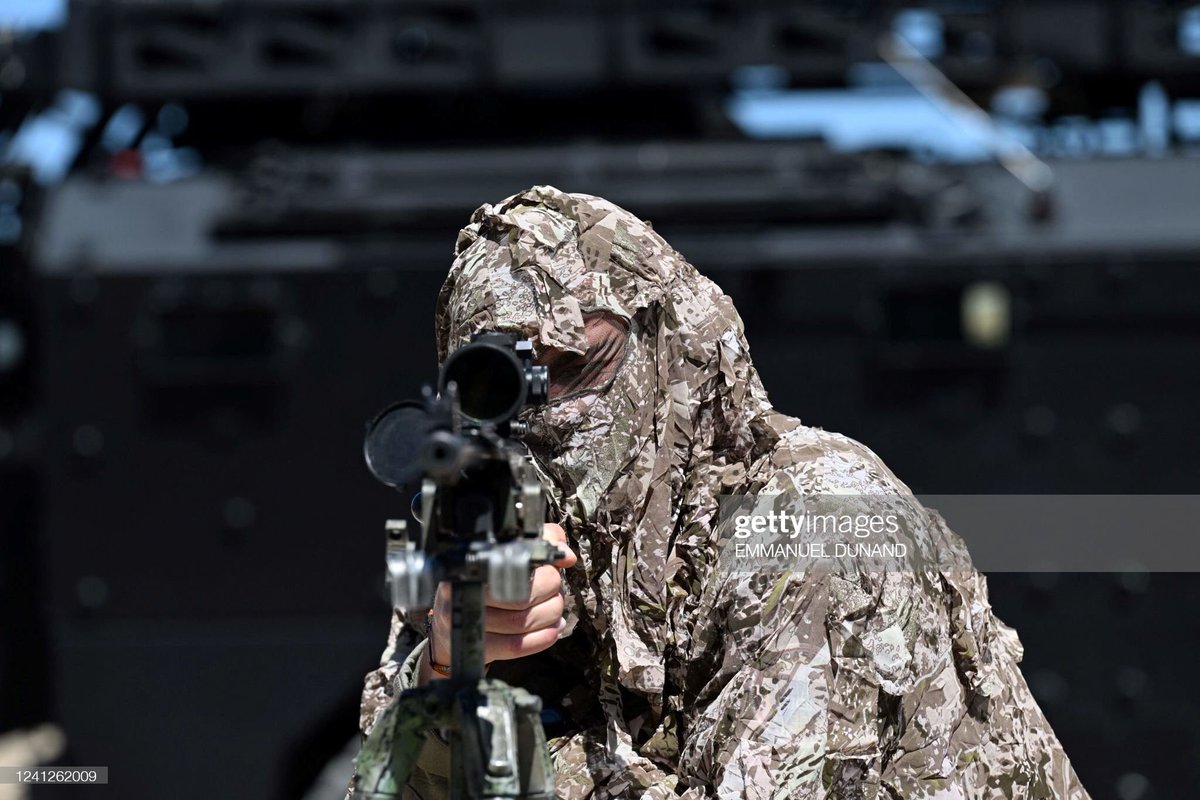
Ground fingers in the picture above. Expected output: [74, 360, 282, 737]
[484, 593, 564, 635]
[485, 563, 563, 610]
[434, 560, 565, 611]
[430, 586, 565, 663]
[484, 620, 566, 662]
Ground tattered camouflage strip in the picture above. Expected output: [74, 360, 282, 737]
[349, 186, 1091, 800]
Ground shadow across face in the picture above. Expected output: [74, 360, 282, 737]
[533, 311, 631, 403]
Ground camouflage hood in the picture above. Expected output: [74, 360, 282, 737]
[436, 185, 799, 693]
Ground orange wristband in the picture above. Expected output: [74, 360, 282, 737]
[425, 609, 452, 677]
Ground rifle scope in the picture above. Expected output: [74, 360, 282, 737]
[438, 332, 549, 425]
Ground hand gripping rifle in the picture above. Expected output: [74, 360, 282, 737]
[354, 332, 559, 799]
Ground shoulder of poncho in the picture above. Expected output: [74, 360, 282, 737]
[751, 421, 914, 497]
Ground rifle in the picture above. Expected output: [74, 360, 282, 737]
[354, 332, 560, 799]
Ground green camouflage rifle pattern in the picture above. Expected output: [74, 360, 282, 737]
[349, 186, 1090, 800]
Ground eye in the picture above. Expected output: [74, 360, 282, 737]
[535, 349, 589, 400]
[533, 312, 630, 401]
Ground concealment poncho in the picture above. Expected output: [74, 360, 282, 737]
[352, 186, 1091, 800]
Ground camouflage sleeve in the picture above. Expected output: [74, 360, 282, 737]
[671, 560, 846, 798]
[356, 610, 416, 739]
[551, 561, 879, 798]
[885, 509, 1091, 799]
[348, 613, 451, 800]
[660, 523, 1089, 798]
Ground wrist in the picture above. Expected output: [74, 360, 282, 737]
[417, 643, 441, 686]
[422, 610, 495, 682]
[424, 610, 453, 681]
[427, 645, 452, 679]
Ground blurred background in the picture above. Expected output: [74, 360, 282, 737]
[1, 0, 1198, 798]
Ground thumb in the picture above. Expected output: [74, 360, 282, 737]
[543, 522, 577, 568]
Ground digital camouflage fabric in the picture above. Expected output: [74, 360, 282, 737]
[351, 186, 1090, 799]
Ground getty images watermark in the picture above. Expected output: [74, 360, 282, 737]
[731, 506, 907, 560]
[717, 493, 1200, 573]
[716, 493, 941, 574]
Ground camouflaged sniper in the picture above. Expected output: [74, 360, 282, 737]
[351, 186, 1091, 799]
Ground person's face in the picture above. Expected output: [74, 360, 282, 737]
[445, 269, 643, 512]
[531, 311, 631, 404]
